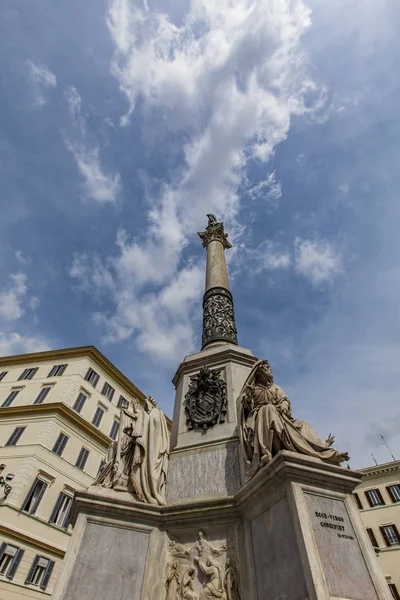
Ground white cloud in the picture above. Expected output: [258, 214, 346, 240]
[64, 86, 121, 204]
[27, 60, 56, 106]
[246, 240, 291, 273]
[295, 238, 342, 284]
[0, 333, 52, 356]
[248, 171, 282, 207]
[68, 0, 327, 364]
[0, 273, 39, 321]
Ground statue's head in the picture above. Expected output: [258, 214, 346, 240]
[255, 360, 273, 385]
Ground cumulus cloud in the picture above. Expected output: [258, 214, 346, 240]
[64, 86, 121, 204]
[0, 333, 52, 356]
[69, 0, 327, 363]
[27, 60, 56, 106]
[0, 273, 39, 321]
[295, 238, 342, 284]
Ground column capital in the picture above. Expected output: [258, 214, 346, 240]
[197, 215, 232, 249]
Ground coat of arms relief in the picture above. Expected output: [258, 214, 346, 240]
[184, 367, 227, 431]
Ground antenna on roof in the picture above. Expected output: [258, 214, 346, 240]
[371, 453, 378, 466]
[380, 435, 396, 461]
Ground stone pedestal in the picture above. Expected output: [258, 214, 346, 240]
[238, 451, 390, 600]
[52, 451, 390, 600]
[168, 343, 257, 503]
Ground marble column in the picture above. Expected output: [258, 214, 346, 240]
[198, 215, 238, 349]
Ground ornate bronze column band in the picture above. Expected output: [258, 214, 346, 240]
[202, 286, 238, 349]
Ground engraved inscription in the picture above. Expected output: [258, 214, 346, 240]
[314, 511, 354, 539]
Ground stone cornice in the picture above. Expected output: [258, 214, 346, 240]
[0, 345, 146, 404]
[0, 522, 65, 557]
[172, 346, 257, 386]
[359, 460, 400, 478]
[0, 402, 111, 448]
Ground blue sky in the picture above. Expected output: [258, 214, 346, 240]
[1, 0, 400, 467]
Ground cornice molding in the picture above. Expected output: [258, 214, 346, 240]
[0, 402, 111, 448]
[0, 345, 146, 404]
[173, 346, 257, 386]
[0, 522, 65, 557]
[360, 461, 400, 478]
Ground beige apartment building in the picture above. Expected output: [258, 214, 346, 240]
[0, 346, 148, 599]
[354, 460, 400, 599]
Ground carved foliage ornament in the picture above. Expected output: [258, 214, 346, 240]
[202, 287, 238, 348]
[185, 367, 227, 431]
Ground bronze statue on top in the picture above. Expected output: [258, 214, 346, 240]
[239, 360, 349, 478]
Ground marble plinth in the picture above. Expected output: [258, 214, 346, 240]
[52, 452, 391, 600]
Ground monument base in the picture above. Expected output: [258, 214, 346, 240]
[51, 452, 390, 600]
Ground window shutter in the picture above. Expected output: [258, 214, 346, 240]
[0, 542, 6, 562]
[49, 492, 64, 524]
[377, 489, 385, 504]
[380, 526, 390, 547]
[366, 528, 378, 548]
[22, 479, 39, 511]
[393, 523, 400, 541]
[6, 548, 24, 580]
[365, 491, 374, 507]
[58, 434, 68, 456]
[25, 555, 40, 584]
[33, 481, 47, 513]
[94, 373, 99, 387]
[354, 493, 363, 509]
[41, 559, 55, 590]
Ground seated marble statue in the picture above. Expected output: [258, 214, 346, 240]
[239, 360, 349, 477]
[93, 396, 169, 505]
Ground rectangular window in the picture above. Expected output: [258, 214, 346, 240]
[33, 386, 51, 405]
[49, 492, 72, 529]
[73, 391, 87, 414]
[48, 364, 67, 377]
[75, 447, 89, 470]
[389, 583, 400, 600]
[52, 433, 69, 457]
[92, 406, 105, 428]
[22, 478, 48, 515]
[117, 395, 128, 409]
[1, 389, 20, 408]
[5, 426, 25, 446]
[353, 493, 363, 510]
[109, 420, 119, 441]
[0, 543, 24, 580]
[365, 488, 385, 507]
[18, 367, 38, 381]
[84, 368, 99, 388]
[366, 527, 379, 548]
[101, 382, 115, 402]
[97, 459, 106, 475]
[387, 485, 400, 503]
[380, 524, 400, 547]
[0, 371, 8, 382]
[25, 556, 54, 590]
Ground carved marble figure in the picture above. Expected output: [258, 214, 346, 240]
[165, 561, 181, 600]
[239, 360, 349, 477]
[224, 559, 240, 600]
[194, 556, 227, 600]
[181, 566, 198, 600]
[94, 396, 169, 505]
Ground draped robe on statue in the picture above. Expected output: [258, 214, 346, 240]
[93, 398, 169, 506]
[239, 361, 348, 477]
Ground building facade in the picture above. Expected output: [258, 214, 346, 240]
[0, 346, 148, 599]
[354, 460, 400, 599]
